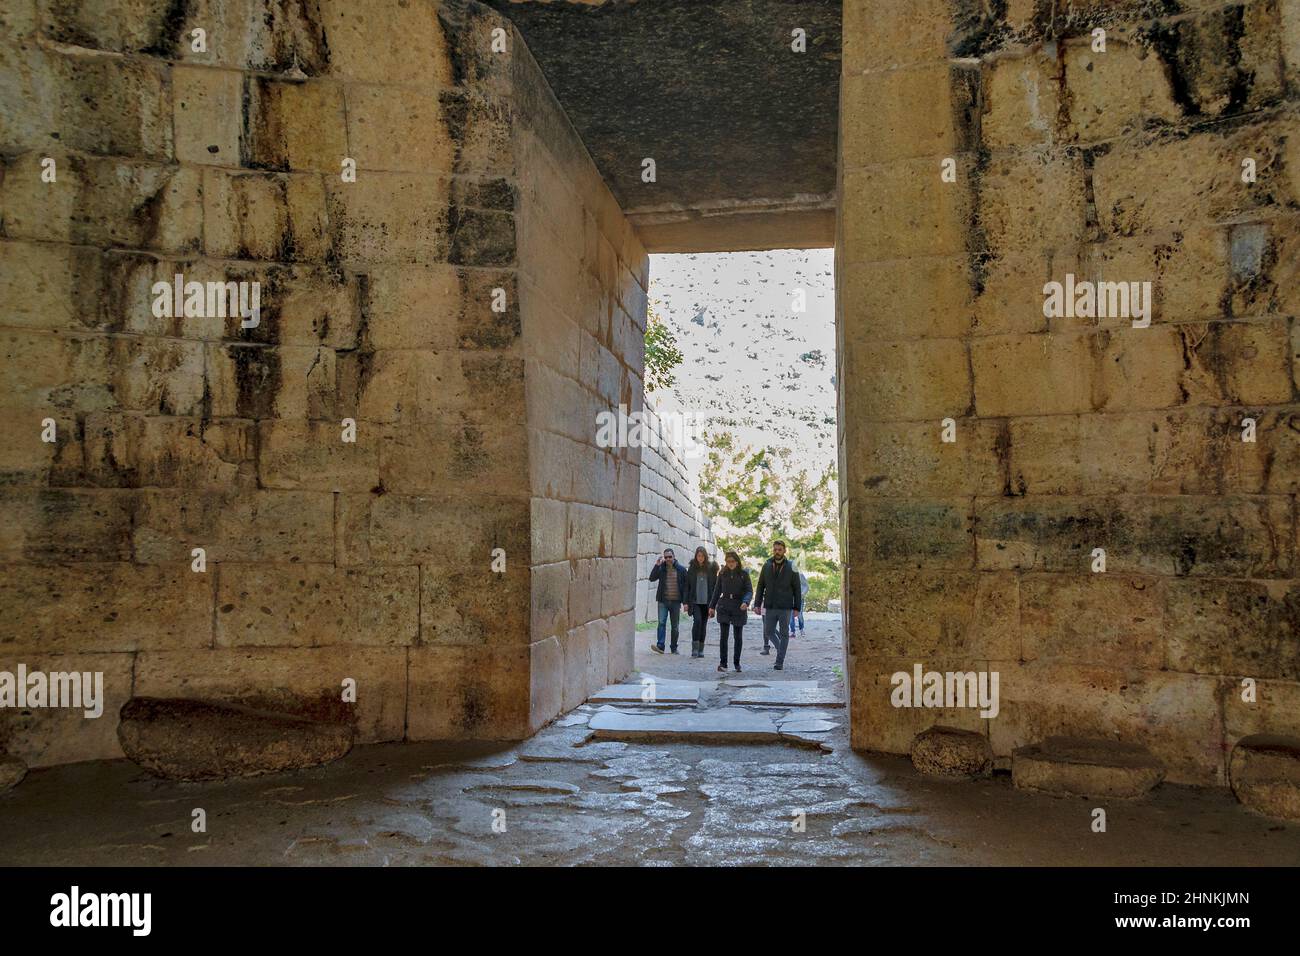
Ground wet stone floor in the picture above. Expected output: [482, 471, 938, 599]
[1, 618, 1297, 866]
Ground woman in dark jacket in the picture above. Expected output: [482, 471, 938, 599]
[684, 546, 719, 658]
[709, 551, 752, 672]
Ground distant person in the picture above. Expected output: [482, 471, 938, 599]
[648, 548, 689, 654]
[684, 546, 718, 658]
[752, 539, 801, 670]
[709, 551, 752, 672]
[789, 569, 808, 637]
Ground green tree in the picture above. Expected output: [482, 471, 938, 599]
[643, 305, 683, 393]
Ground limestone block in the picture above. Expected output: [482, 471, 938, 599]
[379, 416, 528, 497]
[407, 643, 530, 740]
[840, 161, 970, 263]
[1166, 579, 1300, 681]
[977, 148, 1088, 254]
[135, 645, 406, 742]
[529, 634, 563, 731]
[853, 417, 1003, 497]
[911, 725, 993, 777]
[567, 556, 600, 627]
[606, 609, 635, 683]
[117, 696, 353, 780]
[847, 569, 1018, 661]
[420, 548, 530, 646]
[1060, 38, 1180, 142]
[1021, 574, 1166, 672]
[172, 65, 241, 165]
[259, 419, 379, 492]
[132, 488, 334, 564]
[341, 492, 529, 566]
[205, 344, 336, 421]
[839, 257, 973, 341]
[0, 562, 211, 653]
[848, 657, 988, 755]
[0, 488, 136, 562]
[843, 64, 968, 167]
[982, 51, 1060, 148]
[243, 77, 348, 172]
[1013, 736, 1166, 797]
[0, 152, 202, 252]
[1229, 735, 1300, 820]
[529, 559, 570, 641]
[849, 497, 974, 570]
[203, 169, 330, 262]
[992, 662, 1223, 785]
[976, 494, 1293, 578]
[843, 0, 954, 73]
[0, 651, 134, 766]
[844, 337, 971, 421]
[215, 564, 418, 648]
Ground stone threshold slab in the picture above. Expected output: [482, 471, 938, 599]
[589, 682, 701, 704]
[589, 708, 780, 743]
[729, 686, 844, 707]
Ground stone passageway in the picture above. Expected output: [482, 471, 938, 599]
[1, 618, 1295, 867]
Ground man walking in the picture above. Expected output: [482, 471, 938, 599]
[752, 540, 801, 670]
[648, 548, 689, 654]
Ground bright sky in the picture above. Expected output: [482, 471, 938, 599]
[647, 249, 837, 482]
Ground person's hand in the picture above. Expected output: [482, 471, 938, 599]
[740, 603, 749, 612]
[681, 603, 689, 613]
[753, 605, 762, 615]
[708, 609, 715, 619]
[655, 556, 663, 567]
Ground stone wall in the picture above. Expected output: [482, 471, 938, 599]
[514, 27, 649, 720]
[0, 0, 642, 765]
[838, 0, 1300, 785]
[635, 394, 718, 623]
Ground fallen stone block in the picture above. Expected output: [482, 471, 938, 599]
[1012, 736, 1165, 798]
[0, 754, 27, 793]
[1229, 735, 1300, 821]
[911, 726, 991, 777]
[117, 697, 354, 781]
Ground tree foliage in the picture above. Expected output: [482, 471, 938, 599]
[643, 305, 683, 393]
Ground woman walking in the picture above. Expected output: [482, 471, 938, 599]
[684, 546, 718, 658]
[709, 551, 752, 672]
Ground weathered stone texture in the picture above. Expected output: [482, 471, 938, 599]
[0, 0, 646, 764]
[839, 0, 1300, 786]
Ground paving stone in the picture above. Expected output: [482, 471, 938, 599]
[589, 682, 700, 704]
[117, 697, 354, 781]
[471, 779, 580, 795]
[589, 708, 781, 743]
[1229, 734, 1300, 821]
[779, 719, 838, 733]
[556, 713, 590, 727]
[911, 726, 992, 777]
[729, 686, 844, 707]
[1012, 736, 1165, 798]
[722, 679, 819, 689]
[0, 755, 27, 792]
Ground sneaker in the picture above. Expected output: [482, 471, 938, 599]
[773, 663, 783, 670]
[734, 664, 742, 673]
[717, 663, 726, 672]
[760, 648, 770, 656]
[651, 644, 664, 654]
[670, 648, 679, 654]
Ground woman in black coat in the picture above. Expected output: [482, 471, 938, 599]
[708, 551, 753, 672]
[684, 546, 719, 658]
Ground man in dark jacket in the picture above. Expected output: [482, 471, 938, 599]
[752, 540, 801, 670]
[648, 548, 689, 654]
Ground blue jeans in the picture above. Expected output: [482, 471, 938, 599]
[789, 608, 804, 631]
[763, 609, 791, 665]
[656, 601, 681, 650]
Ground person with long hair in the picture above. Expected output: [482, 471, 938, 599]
[684, 546, 719, 658]
[709, 551, 752, 672]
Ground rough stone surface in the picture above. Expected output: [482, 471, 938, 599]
[1012, 737, 1166, 798]
[485, 0, 840, 251]
[589, 682, 701, 705]
[589, 707, 781, 743]
[116, 697, 354, 781]
[0, 754, 28, 792]
[911, 726, 993, 778]
[1229, 735, 1300, 821]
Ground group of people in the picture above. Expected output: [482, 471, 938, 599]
[648, 541, 807, 672]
